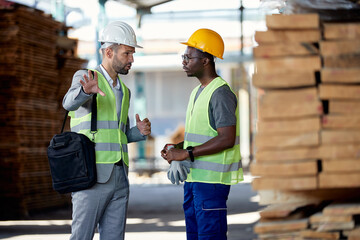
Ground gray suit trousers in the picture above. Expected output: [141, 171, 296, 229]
[70, 164, 129, 240]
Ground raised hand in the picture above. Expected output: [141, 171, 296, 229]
[79, 70, 106, 96]
[136, 114, 151, 136]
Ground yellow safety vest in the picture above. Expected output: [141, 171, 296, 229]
[184, 77, 243, 185]
[69, 69, 130, 166]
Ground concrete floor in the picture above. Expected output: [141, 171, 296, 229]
[0, 175, 261, 240]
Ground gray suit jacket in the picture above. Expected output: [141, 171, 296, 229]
[62, 66, 146, 183]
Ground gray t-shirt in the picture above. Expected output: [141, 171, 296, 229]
[194, 85, 237, 130]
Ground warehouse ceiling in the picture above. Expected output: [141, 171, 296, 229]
[114, 0, 173, 11]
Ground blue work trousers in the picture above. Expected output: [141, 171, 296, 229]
[183, 182, 231, 240]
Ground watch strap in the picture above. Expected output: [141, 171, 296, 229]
[186, 146, 195, 162]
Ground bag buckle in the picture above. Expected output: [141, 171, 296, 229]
[90, 130, 97, 141]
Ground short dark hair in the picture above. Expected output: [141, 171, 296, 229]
[195, 48, 215, 66]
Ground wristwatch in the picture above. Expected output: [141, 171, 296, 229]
[186, 146, 195, 162]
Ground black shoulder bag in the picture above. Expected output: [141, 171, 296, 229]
[47, 94, 97, 194]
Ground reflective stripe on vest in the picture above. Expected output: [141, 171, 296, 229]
[184, 77, 243, 185]
[185, 132, 240, 146]
[69, 69, 130, 166]
[191, 160, 242, 173]
[71, 121, 127, 133]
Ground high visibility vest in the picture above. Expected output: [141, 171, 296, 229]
[184, 77, 243, 185]
[69, 69, 130, 166]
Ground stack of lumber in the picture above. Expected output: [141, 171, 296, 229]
[0, 2, 87, 219]
[318, 22, 360, 189]
[254, 201, 360, 239]
[306, 202, 360, 239]
[251, 13, 322, 192]
[254, 202, 322, 240]
[251, 13, 360, 239]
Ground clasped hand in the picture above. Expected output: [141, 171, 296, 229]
[161, 144, 191, 185]
[160, 145, 188, 164]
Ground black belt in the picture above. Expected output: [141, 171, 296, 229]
[115, 160, 123, 166]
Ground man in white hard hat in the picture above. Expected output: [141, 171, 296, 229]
[63, 21, 151, 240]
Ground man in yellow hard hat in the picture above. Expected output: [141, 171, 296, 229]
[161, 29, 243, 240]
[63, 21, 151, 240]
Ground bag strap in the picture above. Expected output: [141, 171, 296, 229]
[60, 111, 69, 134]
[90, 94, 97, 133]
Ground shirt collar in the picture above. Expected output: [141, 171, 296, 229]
[100, 65, 121, 90]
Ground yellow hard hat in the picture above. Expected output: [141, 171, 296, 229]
[181, 28, 224, 59]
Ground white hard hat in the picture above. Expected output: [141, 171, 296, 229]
[98, 21, 142, 48]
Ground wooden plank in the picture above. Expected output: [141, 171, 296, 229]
[250, 161, 318, 177]
[266, 14, 319, 29]
[257, 117, 321, 134]
[255, 56, 321, 73]
[256, 132, 319, 150]
[253, 42, 318, 58]
[260, 202, 317, 219]
[322, 115, 360, 130]
[329, 100, 360, 115]
[259, 87, 322, 119]
[259, 100, 322, 119]
[258, 188, 360, 206]
[300, 230, 340, 239]
[318, 144, 360, 159]
[320, 40, 360, 57]
[255, 30, 321, 43]
[252, 176, 317, 191]
[257, 144, 360, 162]
[311, 221, 355, 231]
[258, 87, 322, 119]
[256, 147, 320, 162]
[319, 173, 360, 188]
[310, 212, 353, 224]
[324, 23, 360, 40]
[322, 159, 360, 173]
[252, 71, 316, 89]
[321, 130, 360, 144]
[323, 55, 360, 68]
[322, 68, 360, 84]
[323, 202, 360, 216]
[258, 231, 302, 240]
[319, 84, 360, 100]
[254, 219, 308, 234]
[261, 87, 318, 105]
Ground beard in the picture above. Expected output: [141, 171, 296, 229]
[112, 58, 131, 75]
[117, 68, 129, 75]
